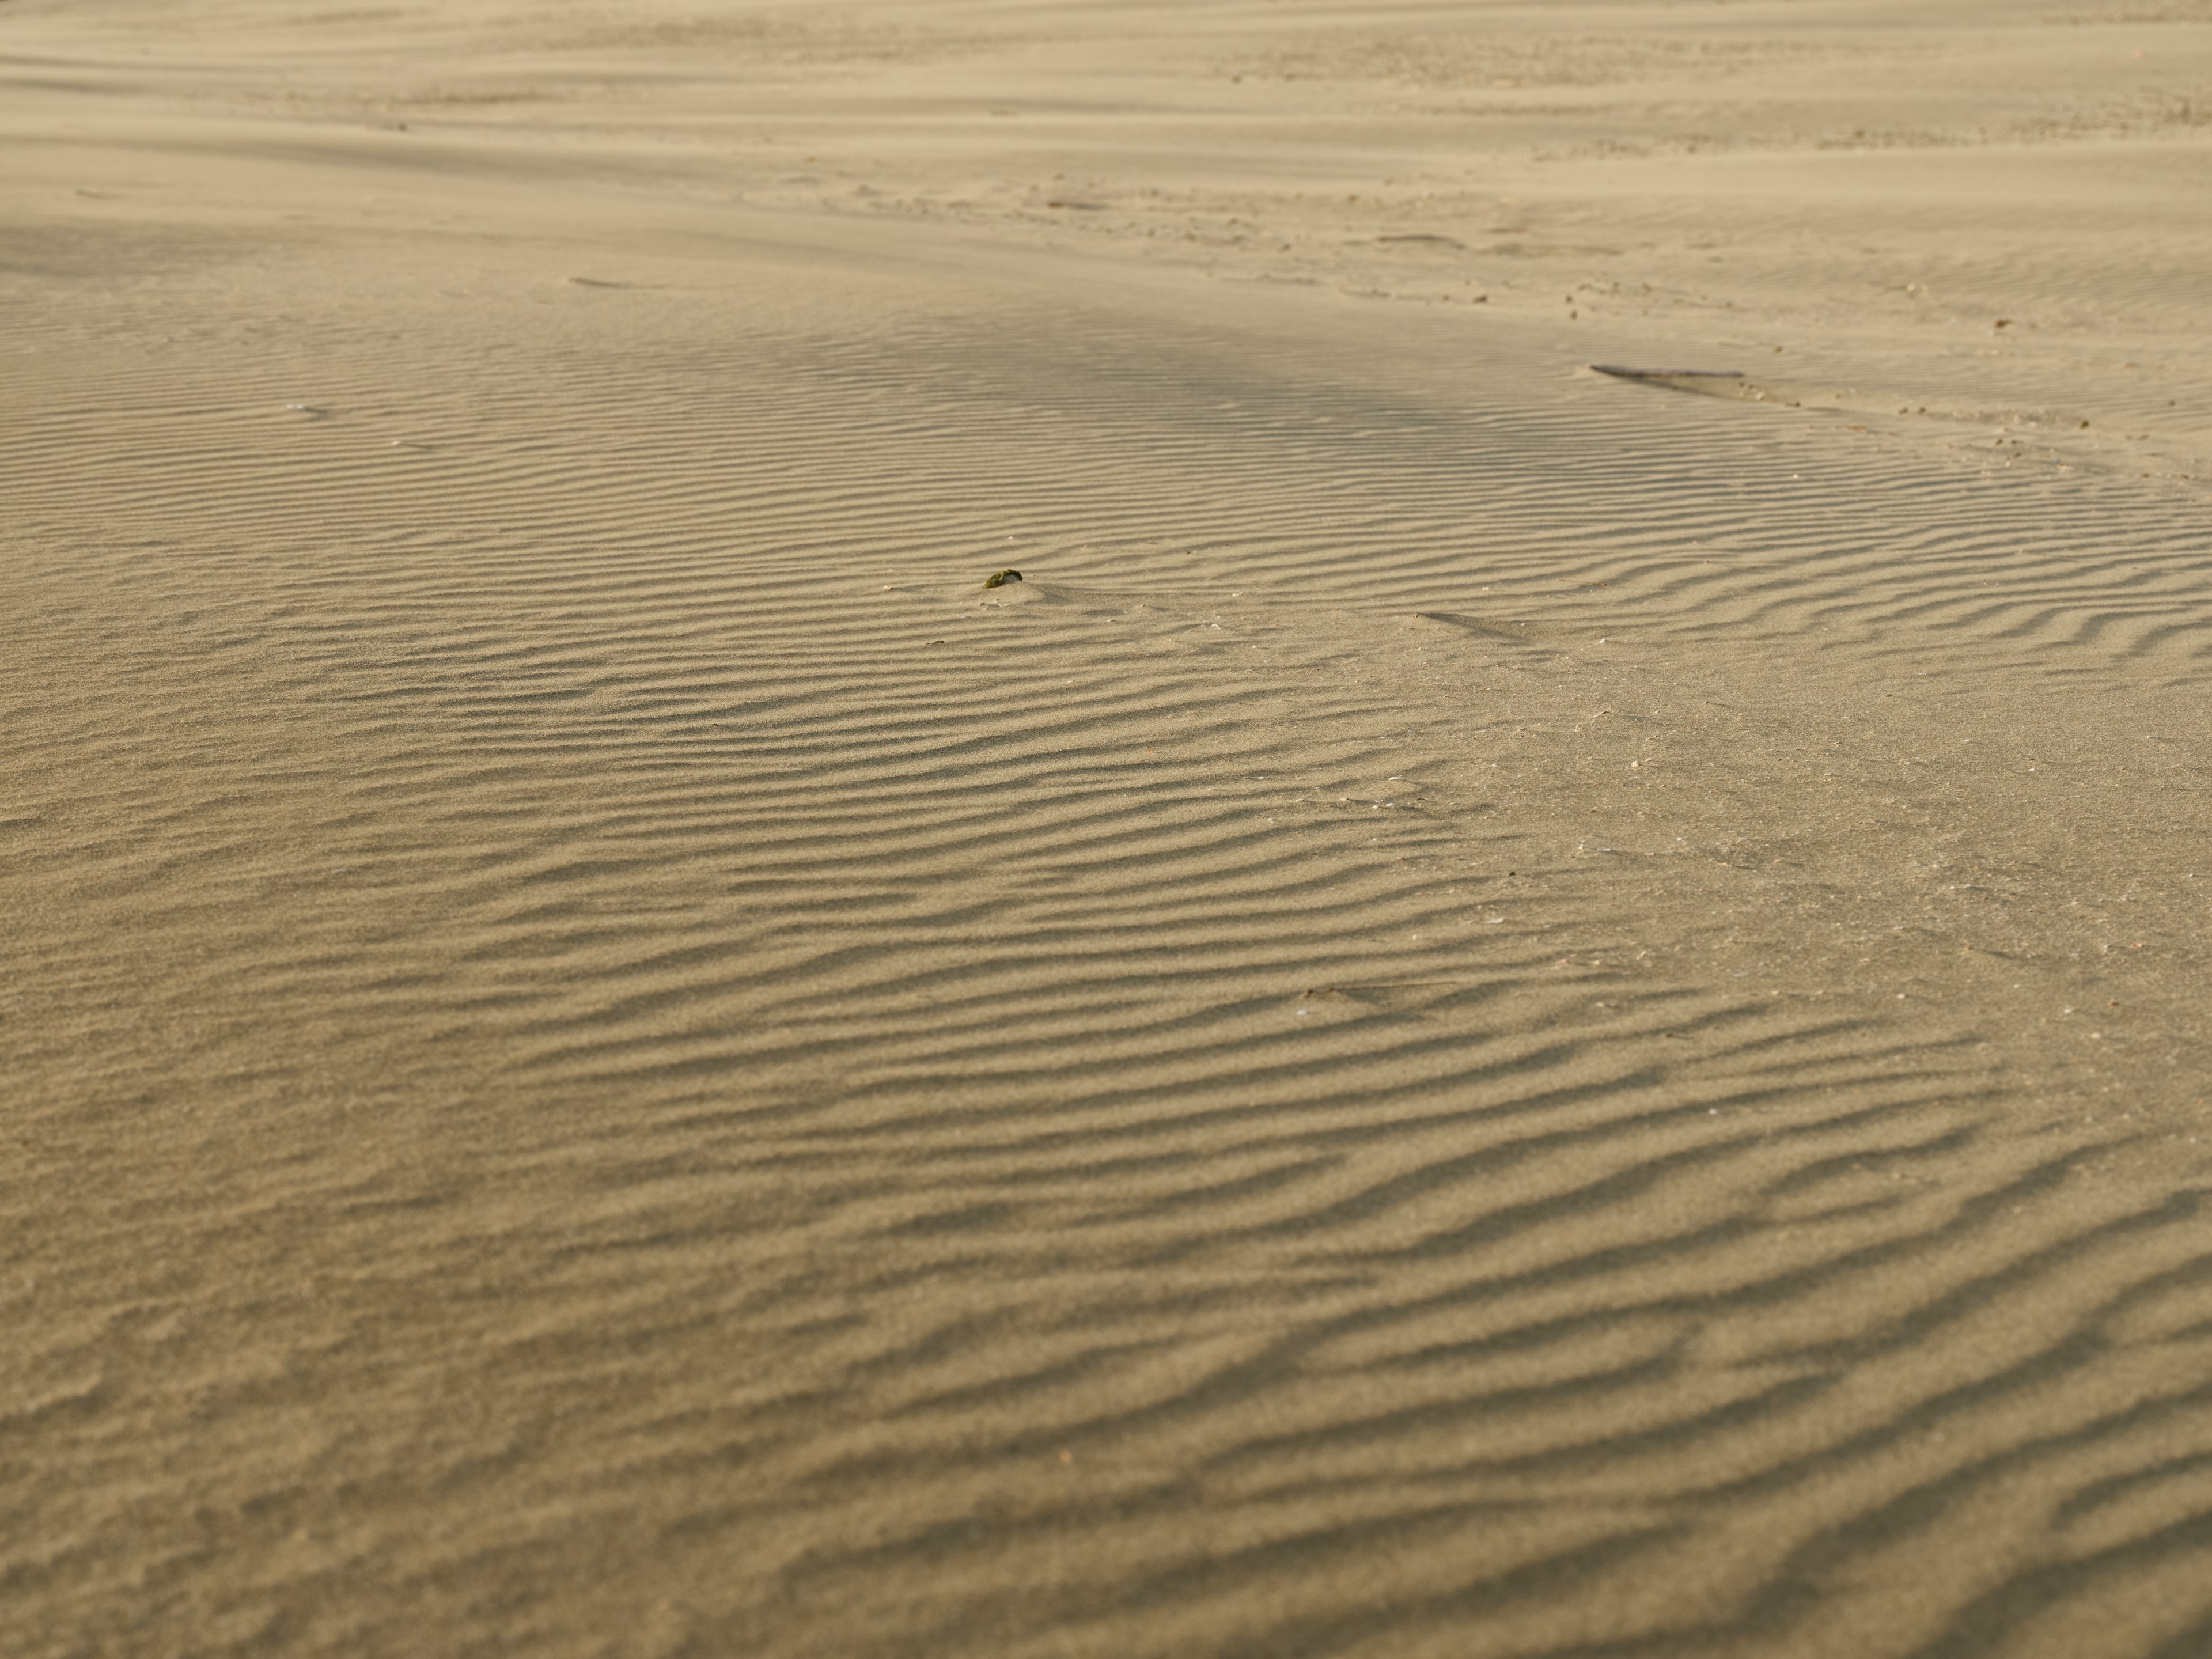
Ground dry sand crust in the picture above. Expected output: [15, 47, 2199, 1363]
[6, 1, 2212, 1655]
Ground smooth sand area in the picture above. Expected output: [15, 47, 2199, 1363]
[6, 2, 2212, 1655]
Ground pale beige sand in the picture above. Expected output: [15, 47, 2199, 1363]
[7, 2, 2212, 1654]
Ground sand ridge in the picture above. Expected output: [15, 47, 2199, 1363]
[5, 2, 2212, 1656]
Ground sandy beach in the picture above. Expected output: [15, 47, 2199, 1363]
[6, 2, 2212, 1654]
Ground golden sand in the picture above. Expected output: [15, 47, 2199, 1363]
[6, 3, 2212, 1654]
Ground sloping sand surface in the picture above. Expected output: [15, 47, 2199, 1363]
[6, 2, 2212, 1654]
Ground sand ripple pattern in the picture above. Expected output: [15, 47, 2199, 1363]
[7, 268, 2212, 1658]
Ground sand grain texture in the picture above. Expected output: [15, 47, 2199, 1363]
[6, 2, 2212, 1656]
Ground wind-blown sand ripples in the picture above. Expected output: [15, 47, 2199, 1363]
[6, 4, 2212, 1655]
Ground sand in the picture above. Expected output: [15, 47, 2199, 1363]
[6, 1, 2212, 1654]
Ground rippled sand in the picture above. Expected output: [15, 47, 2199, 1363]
[7, 3, 2212, 1655]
